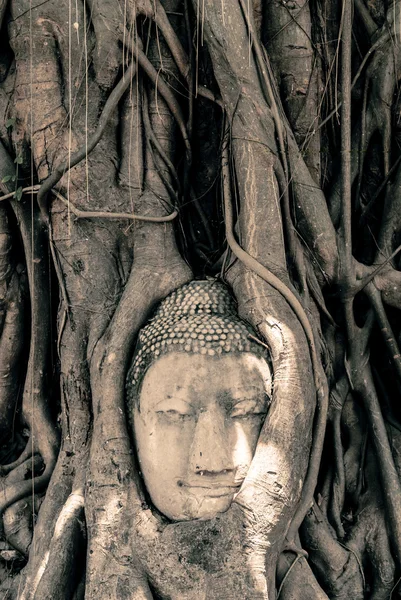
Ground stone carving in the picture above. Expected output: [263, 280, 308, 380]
[126, 280, 272, 521]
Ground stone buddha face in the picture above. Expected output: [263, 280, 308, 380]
[131, 351, 271, 521]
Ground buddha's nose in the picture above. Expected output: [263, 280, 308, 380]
[189, 408, 234, 475]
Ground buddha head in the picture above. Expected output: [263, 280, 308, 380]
[126, 280, 272, 522]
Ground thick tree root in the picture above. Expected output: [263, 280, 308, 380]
[301, 503, 364, 599]
[277, 552, 329, 599]
[0, 269, 26, 443]
[222, 143, 328, 545]
[31, 487, 85, 600]
[3, 498, 37, 557]
[0, 443, 35, 477]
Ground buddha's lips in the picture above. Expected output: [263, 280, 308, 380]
[177, 480, 241, 491]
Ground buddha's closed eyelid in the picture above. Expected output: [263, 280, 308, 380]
[154, 399, 195, 415]
[155, 407, 195, 423]
[230, 396, 268, 417]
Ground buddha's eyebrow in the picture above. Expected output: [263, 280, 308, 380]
[232, 394, 269, 405]
[220, 386, 268, 398]
[217, 389, 268, 408]
[154, 397, 195, 408]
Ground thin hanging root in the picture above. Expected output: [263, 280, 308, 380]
[184, 0, 194, 141]
[124, 34, 194, 200]
[0, 185, 40, 203]
[124, 2, 223, 107]
[276, 552, 310, 600]
[33, 16, 209, 227]
[305, 31, 390, 142]
[181, 2, 215, 245]
[355, 78, 369, 212]
[356, 242, 401, 293]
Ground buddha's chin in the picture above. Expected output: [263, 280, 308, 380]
[156, 491, 235, 522]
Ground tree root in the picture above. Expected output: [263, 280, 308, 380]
[52, 190, 178, 223]
[2, 201, 59, 511]
[131, 43, 191, 163]
[222, 142, 328, 546]
[328, 376, 350, 539]
[0, 186, 179, 222]
[32, 486, 85, 600]
[277, 551, 329, 599]
[141, 87, 181, 201]
[0, 193, 25, 446]
[0, 456, 44, 548]
[0, 443, 35, 477]
[3, 497, 38, 557]
[367, 283, 401, 382]
[0, 268, 26, 443]
[0, 143, 58, 523]
[0, 148, 59, 523]
[125, 0, 222, 107]
[36, 61, 138, 223]
[0, 206, 13, 306]
[3, 2, 401, 599]
[262, 0, 321, 183]
[329, 2, 401, 226]
[300, 503, 364, 599]
[239, 0, 339, 282]
[19, 320, 93, 600]
[346, 446, 397, 600]
[222, 145, 321, 392]
[348, 357, 401, 566]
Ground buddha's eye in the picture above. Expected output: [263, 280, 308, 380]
[230, 398, 268, 419]
[155, 400, 194, 422]
[156, 409, 193, 422]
